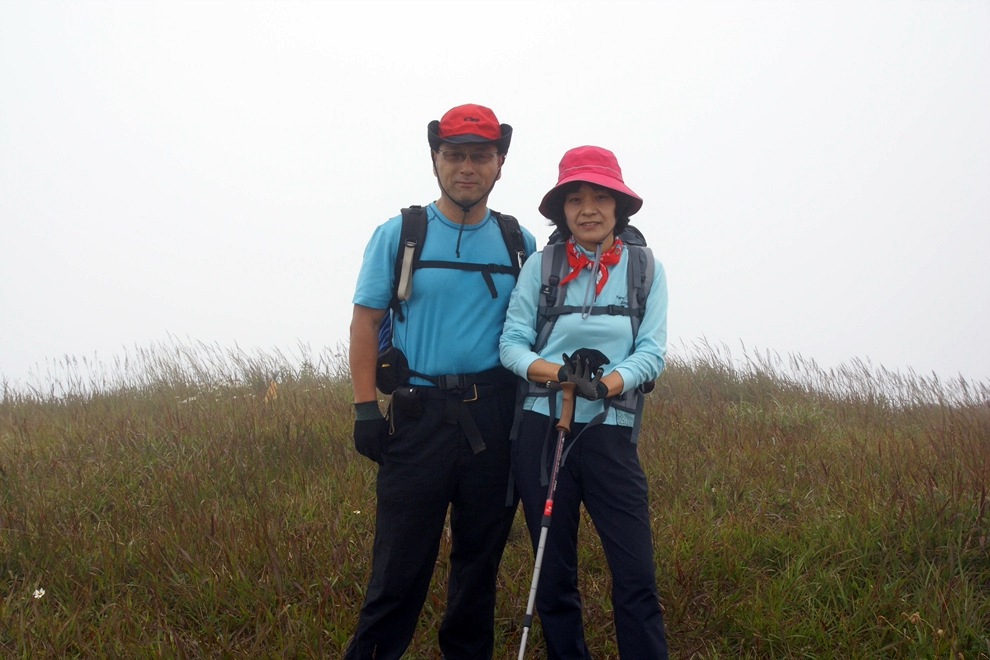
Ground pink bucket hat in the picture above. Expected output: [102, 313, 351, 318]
[538, 145, 643, 221]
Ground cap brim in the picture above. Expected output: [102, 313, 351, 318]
[428, 121, 512, 152]
[440, 134, 499, 144]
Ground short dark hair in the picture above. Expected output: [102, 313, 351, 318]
[545, 181, 633, 239]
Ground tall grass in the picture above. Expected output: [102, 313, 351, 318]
[1, 341, 988, 658]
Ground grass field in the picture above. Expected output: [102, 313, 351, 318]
[1, 341, 988, 658]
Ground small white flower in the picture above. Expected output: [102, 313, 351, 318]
[33, 588, 45, 599]
[353, 510, 361, 514]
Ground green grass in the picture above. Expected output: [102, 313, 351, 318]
[1, 341, 988, 658]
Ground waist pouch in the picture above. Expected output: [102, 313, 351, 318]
[376, 346, 408, 395]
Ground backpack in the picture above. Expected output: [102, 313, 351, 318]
[522, 225, 656, 441]
[375, 205, 528, 389]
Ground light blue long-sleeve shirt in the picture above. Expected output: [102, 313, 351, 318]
[499, 242, 668, 425]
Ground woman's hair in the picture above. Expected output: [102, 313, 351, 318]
[546, 180, 633, 239]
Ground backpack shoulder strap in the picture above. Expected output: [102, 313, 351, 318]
[388, 206, 529, 322]
[490, 210, 528, 273]
[412, 209, 529, 299]
[533, 241, 569, 354]
[388, 205, 428, 321]
[624, 243, 655, 340]
[619, 224, 648, 247]
[609, 242, 656, 436]
[617, 225, 653, 340]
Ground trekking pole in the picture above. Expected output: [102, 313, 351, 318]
[517, 380, 577, 660]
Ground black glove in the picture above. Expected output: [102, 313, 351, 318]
[570, 348, 610, 372]
[560, 352, 609, 401]
[556, 348, 610, 382]
[353, 402, 389, 464]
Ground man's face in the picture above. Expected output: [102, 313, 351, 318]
[432, 142, 503, 208]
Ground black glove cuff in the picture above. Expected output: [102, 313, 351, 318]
[354, 401, 384, 421]
[596, 381, 609, 400]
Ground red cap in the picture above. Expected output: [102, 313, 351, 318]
[428, 104, 512, 153]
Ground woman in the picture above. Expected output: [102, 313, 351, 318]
[500, 145, 669, 659]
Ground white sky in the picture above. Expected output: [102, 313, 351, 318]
[2, 0, 989, 391]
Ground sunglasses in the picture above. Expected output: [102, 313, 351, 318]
[436, 150, 500, 165]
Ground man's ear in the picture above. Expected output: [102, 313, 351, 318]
[431, 150, 439, 177]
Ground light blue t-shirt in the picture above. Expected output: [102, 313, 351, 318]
[500, 242, 669, 425]
[353, 203, 537, 383]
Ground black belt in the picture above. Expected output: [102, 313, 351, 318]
[412, 368, 515, 454]
[428, 366, 516, 390]
[417, 381, 509, 402]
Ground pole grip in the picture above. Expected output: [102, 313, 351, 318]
[556, 382, 576, 433]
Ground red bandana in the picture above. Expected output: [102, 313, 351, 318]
[559, 237, 623, 296]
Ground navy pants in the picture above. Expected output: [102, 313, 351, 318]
[513, 411, 668, 660]
[344, 384, 517, 660]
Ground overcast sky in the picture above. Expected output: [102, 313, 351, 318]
[2, 1, 988, 392]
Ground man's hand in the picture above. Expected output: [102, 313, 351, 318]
[353, 402, 388, 464]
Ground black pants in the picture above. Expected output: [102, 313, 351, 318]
[513, 411, 668, 660]
[344, 384, 517, 660]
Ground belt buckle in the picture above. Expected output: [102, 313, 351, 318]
[462, 383, 478, 402]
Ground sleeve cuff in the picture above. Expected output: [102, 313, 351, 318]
[354, 401, 384, 421]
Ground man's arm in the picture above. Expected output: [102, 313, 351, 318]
[349, 304, 387, 404]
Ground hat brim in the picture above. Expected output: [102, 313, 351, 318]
[428, 120, 513, 153]
[539, 173, 643, 221]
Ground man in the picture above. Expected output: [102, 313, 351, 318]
[345, 104, 536, 659]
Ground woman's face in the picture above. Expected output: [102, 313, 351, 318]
[563, 183, 617, 251]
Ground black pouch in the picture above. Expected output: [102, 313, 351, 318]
[376, 345, 408, 395]
[391, 386, 424, 419]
